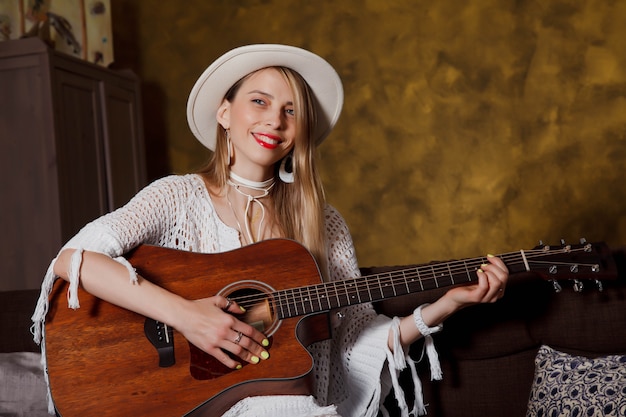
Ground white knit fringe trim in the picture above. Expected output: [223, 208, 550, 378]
[386, 317, 429, 417]
[66, 249, 84, 308]
[31, 258, 57, 344]
[30, 258, 58, 414]
[424, 334, 442, 381]
[114, 255, 139, 285]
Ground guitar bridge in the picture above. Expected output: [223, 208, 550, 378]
[144, 318, 175, 367]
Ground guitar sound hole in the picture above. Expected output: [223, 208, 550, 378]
[189, 280, 280, 380]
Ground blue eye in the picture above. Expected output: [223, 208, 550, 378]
[252, 98, 266, 105]
[286, 108, 295, 116]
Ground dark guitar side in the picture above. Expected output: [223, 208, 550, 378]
[44, 239, 331, 417]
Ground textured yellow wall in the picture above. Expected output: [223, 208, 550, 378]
[111, 0, 626, 267]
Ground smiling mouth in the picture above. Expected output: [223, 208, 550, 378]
[253, 133, 281, 149]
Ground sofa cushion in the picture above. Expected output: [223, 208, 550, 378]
[526, 345, 626, 417]
[0, 351, 48, 416]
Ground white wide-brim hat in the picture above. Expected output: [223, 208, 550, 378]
[187, 44, 344, 151]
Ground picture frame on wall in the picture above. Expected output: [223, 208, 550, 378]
[0, 0, 113, 66]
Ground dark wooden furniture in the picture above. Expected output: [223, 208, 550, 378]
[0, 38, 146, 291]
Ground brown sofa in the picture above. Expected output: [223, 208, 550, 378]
[2, 248, 625, 417]
[372, 246, 626, 417]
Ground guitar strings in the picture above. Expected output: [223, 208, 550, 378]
[230, 247, 597, 312]
[228, 247, 599, 316]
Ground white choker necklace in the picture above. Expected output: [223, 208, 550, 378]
[229, 171, 275, 190]
[226, 171, 275, 244]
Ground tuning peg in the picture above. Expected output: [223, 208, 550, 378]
[573, 279, 584, 292]
[538, 240, 544, 246]
[560, 239, 566, 246]
[580, 238, 587, 244]
[595, 280, 604, 292]
[551, 280, 562, 293]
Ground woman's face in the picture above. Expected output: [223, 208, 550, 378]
[217, 67, 297, 178]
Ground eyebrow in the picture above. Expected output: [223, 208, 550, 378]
[246, 90, 293, 106]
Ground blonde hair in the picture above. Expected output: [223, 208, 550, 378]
[198, 67, 329, 280]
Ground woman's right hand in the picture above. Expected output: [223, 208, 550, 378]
[173, 296, 270, 369]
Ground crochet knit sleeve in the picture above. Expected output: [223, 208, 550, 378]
[61, 175, 194, 256]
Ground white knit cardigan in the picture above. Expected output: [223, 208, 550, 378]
[31, 174, 428, 417]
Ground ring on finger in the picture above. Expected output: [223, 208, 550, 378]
[224, 299, 232, 310]
[234, 331, 243, 344]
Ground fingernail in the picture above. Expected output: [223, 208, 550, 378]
[240, 306, 246, 312]
[481, 264, 488, 268]
[251, 356, 260, 364]
[260, 351, 270, 360]
[236, 364, 242, 370]
[262, 338, 270, 347]
[477, 268, 483, 273]
[487, 254, 495, 258]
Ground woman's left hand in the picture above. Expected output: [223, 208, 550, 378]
[445, 254, 509, 307]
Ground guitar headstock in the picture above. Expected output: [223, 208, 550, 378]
[525, 239, 617, 292]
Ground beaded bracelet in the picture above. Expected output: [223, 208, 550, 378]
[413, 303, 443, 336]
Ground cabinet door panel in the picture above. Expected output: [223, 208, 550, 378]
[101, 82, 146, 210]
[0, 55, 62, 291]
[54, 69, 108, 240]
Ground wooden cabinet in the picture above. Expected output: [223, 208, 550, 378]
[0, 38, 146, 291]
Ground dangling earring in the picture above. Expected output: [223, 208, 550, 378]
[279, 152, 295, 183]
[226, 129, 232, 166]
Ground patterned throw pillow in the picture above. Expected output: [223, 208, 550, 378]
[526, 345, 626, 417]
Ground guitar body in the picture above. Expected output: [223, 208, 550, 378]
[45, 239, 330, 417]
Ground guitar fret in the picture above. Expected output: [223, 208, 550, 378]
[285, 289, 294, 317]
[333, 281, 341, 309]
[290, 289, 298, 316]
[289, 289, 298, 316]
[404, 269, 419, 293]
[431, 265, 439, 288]
[376, 274, 384, 299]
[379, 273, 395, 298]
[447, 263, 455, 285]
[418, 267, 425, 291]
[314, 284, 324, 312]
[325, 283, 333, 309]
[303, 286, 313, 314]
[352, 279, 363, 304]
[463, 260, 471, 282]
[365, 276, 374, 302]
[298, 288, 307, 313]
[402, 270, 410, 294]
[343, 280, 353, 305]
[276, 291, 285, 319]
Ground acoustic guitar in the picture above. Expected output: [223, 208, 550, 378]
[44, 238, 616, 416]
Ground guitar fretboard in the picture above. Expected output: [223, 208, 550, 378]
[229, 242, 606, 320]
[273, 253, 524, 319]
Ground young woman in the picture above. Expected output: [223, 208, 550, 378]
[32, 44, 508, 417]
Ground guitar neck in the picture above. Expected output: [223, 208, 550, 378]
[272, 252, 522, 319]
[271, 242, 613, 319]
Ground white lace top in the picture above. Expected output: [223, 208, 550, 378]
[32, 174, 422, 417]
